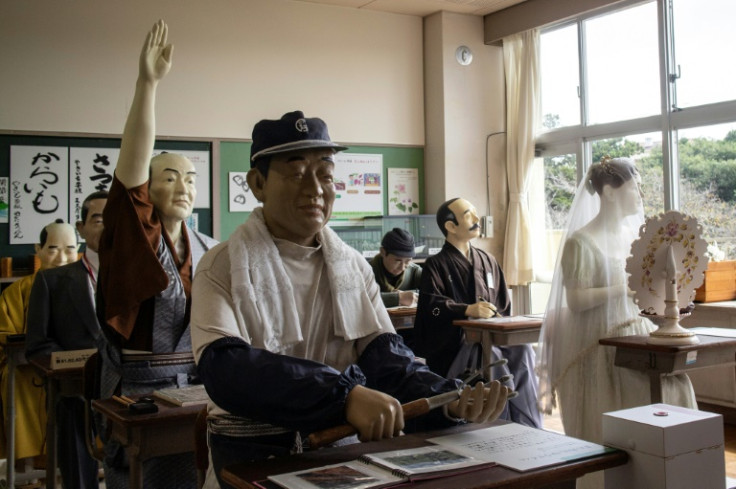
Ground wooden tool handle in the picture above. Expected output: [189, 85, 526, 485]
[307, 398, 430, 449]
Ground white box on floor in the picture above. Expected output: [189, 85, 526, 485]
[603, 403, 725, 489]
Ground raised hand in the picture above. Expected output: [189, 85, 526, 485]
[140, 19, 173, 84]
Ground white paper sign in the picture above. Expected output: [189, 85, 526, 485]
[69, 147, 119, 224]
[10, 146, 70, 244]
[228, 171, 259, 212]
[332, 153, 383, 220]
[387, 168, 419, 215]
[0, 177, 8, 224]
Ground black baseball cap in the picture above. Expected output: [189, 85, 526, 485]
[250, 110, 348, 165]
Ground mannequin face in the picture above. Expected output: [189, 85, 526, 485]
[607, 175, 643, 217]
[447, 198, 481, 244]
[249, 148, 336, 247]
[76, 198, 107, 253]
[149, 153, 197, 222]
[35, 223, 79, 270]
[381, 249, 412, 276]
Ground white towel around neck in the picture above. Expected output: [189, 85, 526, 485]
[228, 207, 385, 352]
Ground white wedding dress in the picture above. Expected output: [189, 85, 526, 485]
[552, 231, 696, 489]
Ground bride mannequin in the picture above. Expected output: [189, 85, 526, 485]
[537, 157, 696, 489]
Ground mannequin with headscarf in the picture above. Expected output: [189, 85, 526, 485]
[537, 157, 696, 489]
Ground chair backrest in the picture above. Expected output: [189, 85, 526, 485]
[83, 351, 100, 400]
[194, 405, 208, 489]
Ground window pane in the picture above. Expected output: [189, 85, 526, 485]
[591, 133, 665, 217]
[541, 25, 580, 130]
[585, 2, 660, 124]
[678, 122, 736, 259]
[529, 153, 577, 314]
[672, 0, 736, 108]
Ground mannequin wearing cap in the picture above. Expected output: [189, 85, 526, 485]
[190, 113, 509, 489]
[370, 228, 422, 308]
[414, 198, 542, 429]
[0, 220, 78, 464]
[93, 20, 216, 489]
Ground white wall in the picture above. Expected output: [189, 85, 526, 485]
[0, 0, 425, 146]
[423, 11, 507, 258]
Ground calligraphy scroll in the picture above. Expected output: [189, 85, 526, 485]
[10, 146, 70, 244]
[69, 147, 120, 224]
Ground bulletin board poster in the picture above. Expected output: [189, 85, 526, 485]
[387, 168, 419, 215]
[69, 147, 120, 224]
[152, 149, 211, 209]
[10, 146, 70, 244]
[332, 153, 383, 221]
[228, 171, 259, 212]
[0, 178, 8, 224]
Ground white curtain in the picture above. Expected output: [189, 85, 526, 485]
[502, 29, 541, 286]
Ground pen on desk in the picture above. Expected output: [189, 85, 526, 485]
[112, 395, 133, 407]
[120, 394, 136, 405]
[478, 297, 499, 317]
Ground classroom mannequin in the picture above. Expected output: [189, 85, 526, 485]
[370, 228, 422, 308]
[190, 113, 510, 489]
[537, 157, 697, 489]
[414, 198, 542, 428]
[94, 20, 216, 489]
[0, 220, 78, 466]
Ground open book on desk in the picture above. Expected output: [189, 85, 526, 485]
[152, 384, 209, 407]
[264, 444, 495, 489]
[429, 422, 613, 472]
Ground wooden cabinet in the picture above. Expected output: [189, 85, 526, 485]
[681, 302, 736, 414]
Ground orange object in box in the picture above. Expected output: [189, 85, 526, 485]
[694, 260, 736, 302]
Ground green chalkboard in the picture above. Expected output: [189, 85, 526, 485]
[0, 134, 212, 271]
[218, 141, 424, 241]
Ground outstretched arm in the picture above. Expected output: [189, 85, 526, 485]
[116, 19, 173, 189]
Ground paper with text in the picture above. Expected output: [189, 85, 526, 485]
[429, 423, 611, 472]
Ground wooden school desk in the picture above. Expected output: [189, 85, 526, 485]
[92, 394, 206, 489]
[29, 355, 86, 489]
[454, 317, 543, 380]
[599, 333, 736, 403]
[386, 306, 416, 330]
[220, 421, 628, 489]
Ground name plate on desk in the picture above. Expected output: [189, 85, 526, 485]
[50, 348, 97, 370]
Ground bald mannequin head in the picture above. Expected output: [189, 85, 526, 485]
[149, 152, 197, 223]
[35, 219, 79, 270]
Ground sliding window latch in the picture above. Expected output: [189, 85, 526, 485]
[669, 64, 681, 83]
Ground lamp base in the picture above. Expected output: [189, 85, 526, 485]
[643, 313, 700, 345]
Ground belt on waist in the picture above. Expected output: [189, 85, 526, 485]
[121, 351, 194, 366]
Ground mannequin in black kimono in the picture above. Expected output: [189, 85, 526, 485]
[414, 197, 542, 428]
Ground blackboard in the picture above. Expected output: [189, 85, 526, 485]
[218, 141, 424, 241]
[0, 134, 212, 271]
